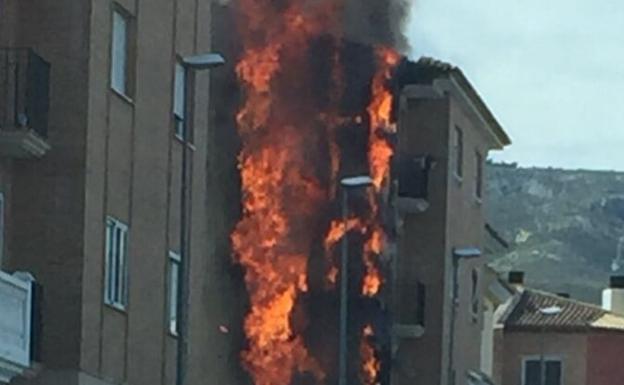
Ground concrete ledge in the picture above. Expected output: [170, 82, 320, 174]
[392, 324, 425, 339]
[0, 129, 50, 158]
[396, 197, 429, 214]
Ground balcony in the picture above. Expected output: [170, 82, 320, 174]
[0, 48, 51, 158]
[395, 154, 432, 214]
[0, 270, 35, 383]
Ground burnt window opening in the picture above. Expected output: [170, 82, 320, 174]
[396, 281, 426, 327]
[397, 155, 433, 200]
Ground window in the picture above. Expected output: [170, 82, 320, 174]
[471, 268, 480, 318]
[453, 126, 464, 178]
[523, 358, 562, 385]
[111, 9, 130, 95]
[397, 281, 426, 327]
[168, 251, 181, 335]
[173, 62, 188, 140]
[104, 217, 129, 309]
[475, 151, 483, 199]
[416, 281, 426, 326]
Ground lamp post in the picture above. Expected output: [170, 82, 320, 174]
[538, 306, 562, 385]
[338, 175, 373, 385]
[448, 247, 482, 385]
[176, 52, 225, 385]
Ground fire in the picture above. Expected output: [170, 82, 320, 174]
[362, 226, 385, 296]
[360, 325, 381, 385]
[368, 47, 401, 191]
[360, 46, 400, 297]
[232, 1, 348, 384]
[232, 0, 401, 383]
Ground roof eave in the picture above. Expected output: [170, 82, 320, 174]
[441, 71, 512, 149]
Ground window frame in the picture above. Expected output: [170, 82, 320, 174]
[521, 356, 563, 385]
[470, 268, 480, 321]
[416, 281, 426, 327]
[167, 251, 181, 336]
[104, 216, 129, 311]
[475, 150, 484, 200]
[453, 126, 464, 180]
[110, 6, 134, 98]
[173, 61, 187, 141]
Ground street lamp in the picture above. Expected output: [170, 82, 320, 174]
[338, 175, 374, 385]
[538, 305, 562, 385]
[176, 52, 225, 385]
[448, 247, 482, 385]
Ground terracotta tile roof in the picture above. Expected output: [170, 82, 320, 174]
[397, 57, 511, 148]
[501, 288, 624, 333]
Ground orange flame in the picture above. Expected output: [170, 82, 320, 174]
[368, 47, 401, 191]
[360, 46, 400, 297]
[360, 325, 381, 385]
[232, 1, 350, 384]
[233, 0, 400, 382]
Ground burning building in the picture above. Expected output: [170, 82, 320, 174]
[0, 0, 510, 384]
[213, 1, 510, 385]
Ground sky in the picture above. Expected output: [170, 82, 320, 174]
[406, 0, 624, 171]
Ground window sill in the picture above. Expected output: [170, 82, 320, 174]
[453, 173, 463, 185]
[104, 301, 127, 314]
[111, 87, 135, 106]
[174, 134, 196, 151]
[473, 196, 483, 206]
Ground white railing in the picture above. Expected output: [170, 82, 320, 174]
[0, 270, 34, 384]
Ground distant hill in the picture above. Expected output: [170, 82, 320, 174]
[486, 162, 624, 304]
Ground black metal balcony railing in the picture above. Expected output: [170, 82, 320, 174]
[0, 48, 50, 138]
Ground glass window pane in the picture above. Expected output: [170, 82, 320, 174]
[546, 361, 562, 385]
[525, 360, 541, 385]
[121, 229, 128, 305]
[174, 63, 186, 119]
[169, 259, 179, 333]
[114, 227, 122, 303]
[106, 222, 115, 303]
[111, 11, 127, 94]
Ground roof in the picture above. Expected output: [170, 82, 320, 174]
[500, 288, 624, 333]
[397, 57, 512, 148]
[483, 265, 515, 305]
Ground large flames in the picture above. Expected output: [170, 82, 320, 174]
[231, 1, 400, 384]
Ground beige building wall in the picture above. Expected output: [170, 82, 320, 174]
[393, 79, 497, 385]
[500, 332, 588, 385]
[2, 0, 245, 384]
[393, 90, 450, 385]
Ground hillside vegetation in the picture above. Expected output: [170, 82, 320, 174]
[486, 163, 624, 303]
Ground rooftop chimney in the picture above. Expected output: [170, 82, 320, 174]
[602, 276, 624, 314]
[508, 271, 524, 286]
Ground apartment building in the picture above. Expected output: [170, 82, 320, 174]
[391, 58, 511, 385]
[0, 1, 245, 384]
[492, 276, 624, 385]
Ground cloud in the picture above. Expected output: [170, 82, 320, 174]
[406, 0, 624, 170]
